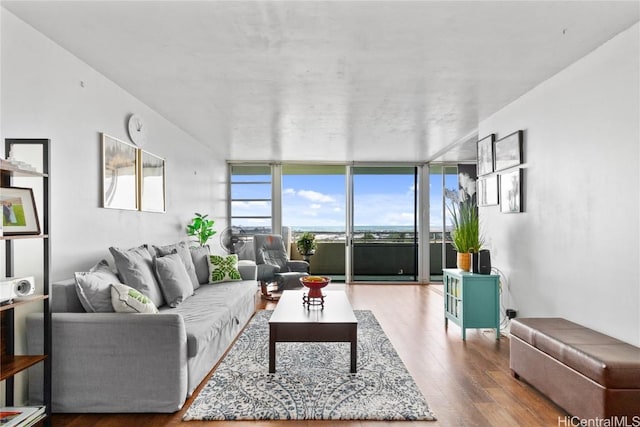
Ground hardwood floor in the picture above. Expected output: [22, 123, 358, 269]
[51, 284, 566, 427]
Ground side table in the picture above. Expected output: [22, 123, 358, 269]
[443, 268, 500, 340]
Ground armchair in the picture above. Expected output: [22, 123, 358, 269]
[253, 234, 309, 300]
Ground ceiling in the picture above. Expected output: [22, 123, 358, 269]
[2, 1, 638, 162]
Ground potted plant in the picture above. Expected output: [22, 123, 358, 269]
[445, 193, 483, 272]
[296, 232, 317, 261]
[186, 213, 217, 246]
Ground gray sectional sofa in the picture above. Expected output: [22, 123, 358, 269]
[26, 243, 259, 413]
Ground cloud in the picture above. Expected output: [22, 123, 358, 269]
[384, 212, 415, 225]
[310, 204, 322, 209]
[231, 201, 269, 208]
[283, 188, 296, 195]
[297, 190, 335, 203]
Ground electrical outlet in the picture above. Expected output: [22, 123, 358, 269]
[506, 308, 517, 319]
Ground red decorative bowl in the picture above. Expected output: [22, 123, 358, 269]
[300, 276, 331, 298]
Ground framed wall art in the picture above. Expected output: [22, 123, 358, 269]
[457, 164, 478, 205]
[139, 150, 166, 213]
[494, 130, 523, 172]
[478, 175, 499, 207]
[102, 133, 138, 210]
[500, 169, 522, 213]
[476, 134, 495, 176]
[0, 186, 41, 235]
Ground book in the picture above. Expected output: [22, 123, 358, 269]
[0, 407, 45, 427]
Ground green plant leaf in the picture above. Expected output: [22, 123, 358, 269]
[296, 232, 317, 254]
[187, 213, 216, 246]
[445, 197, 483, 253]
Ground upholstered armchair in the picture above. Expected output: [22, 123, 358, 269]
[253, 234, 309, 300]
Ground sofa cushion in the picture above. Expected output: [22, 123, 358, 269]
[110, 283, 159, 314]
[159, 280, 256, 358]
[153, 241, 200, 291]
[189, 245, 210, 285]
[73, 259, 118, 313]
[237, 260, 258, 281]
[110, 244, 165, 308]
[52, 279, 86, 313]
[209, 254, 242, 283]
[154, 252, 194, 307]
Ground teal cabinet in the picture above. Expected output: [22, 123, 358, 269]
[443, 269, 500, 340]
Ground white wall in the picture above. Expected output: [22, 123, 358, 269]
[1, 10, 229, 281]
[479, 23, 639, 345]
[1, 10, 229, 403]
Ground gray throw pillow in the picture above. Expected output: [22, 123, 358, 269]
[153, 241, 200, 291]
[153, 252, 194, 307]
[189, 245, 211, 285]
[109, 244, 165, 308]
[74, 259, 118, 313]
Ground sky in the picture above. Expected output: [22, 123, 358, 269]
[231, 170, 458, 231]
[283, 173, 417, 229]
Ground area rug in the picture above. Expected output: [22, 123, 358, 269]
[183, 310, 436, 421]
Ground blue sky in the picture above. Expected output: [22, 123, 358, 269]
[283, 174, 416, 228]
[231, 171, 458, 230]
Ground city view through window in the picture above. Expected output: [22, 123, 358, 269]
[230, 164, 459, 281]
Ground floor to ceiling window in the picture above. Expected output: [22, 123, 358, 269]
[350, 166, 418, 282]
[428, 164, 459, 281]
[228, 165, 272, 255]
[229, 163, 423, 283]
[281, 165, 346, 280]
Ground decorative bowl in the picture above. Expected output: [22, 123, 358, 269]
[300, 276, 330, 299]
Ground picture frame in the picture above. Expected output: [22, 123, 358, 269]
[477, 175, 499, 207]
[0, 187, 41, 235]
[500, 169, 522, 213]
[139, 150, 166, 213]
[476, 134, 495, 176]
[494, 130, 523, 172]
[102, 133, 138, 210]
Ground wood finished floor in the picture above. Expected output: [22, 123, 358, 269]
[52, 284, 567, 427]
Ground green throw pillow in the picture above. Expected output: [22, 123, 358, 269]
[111, 283, 159, 314]
[209, 254, 242, 283]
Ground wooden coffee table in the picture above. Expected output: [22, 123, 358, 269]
[268, 290, 358, 374]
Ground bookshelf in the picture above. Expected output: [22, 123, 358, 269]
[0, 139, 51, 427]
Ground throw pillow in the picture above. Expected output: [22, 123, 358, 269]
[110, 283, 158, 314]
[153, 251, 194, 307]
[153, 241, 200, 291]
[209, 254, 242, 283]
[190, 245, 211, 285]
[109, 244, 165, 308]
[74, 259, 119, 313]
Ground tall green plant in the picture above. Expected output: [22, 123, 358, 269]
[186, 213, 217, 246]
[446, 198, 484, 253]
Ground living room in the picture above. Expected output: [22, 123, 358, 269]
[1, 1, 638, 426]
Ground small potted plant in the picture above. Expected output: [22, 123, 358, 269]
[187, 213, 217, 247]
[296, 232, 317, 261]
[445, 191, 483, 272]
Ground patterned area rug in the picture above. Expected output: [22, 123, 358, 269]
[183, 310, 436, 421]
